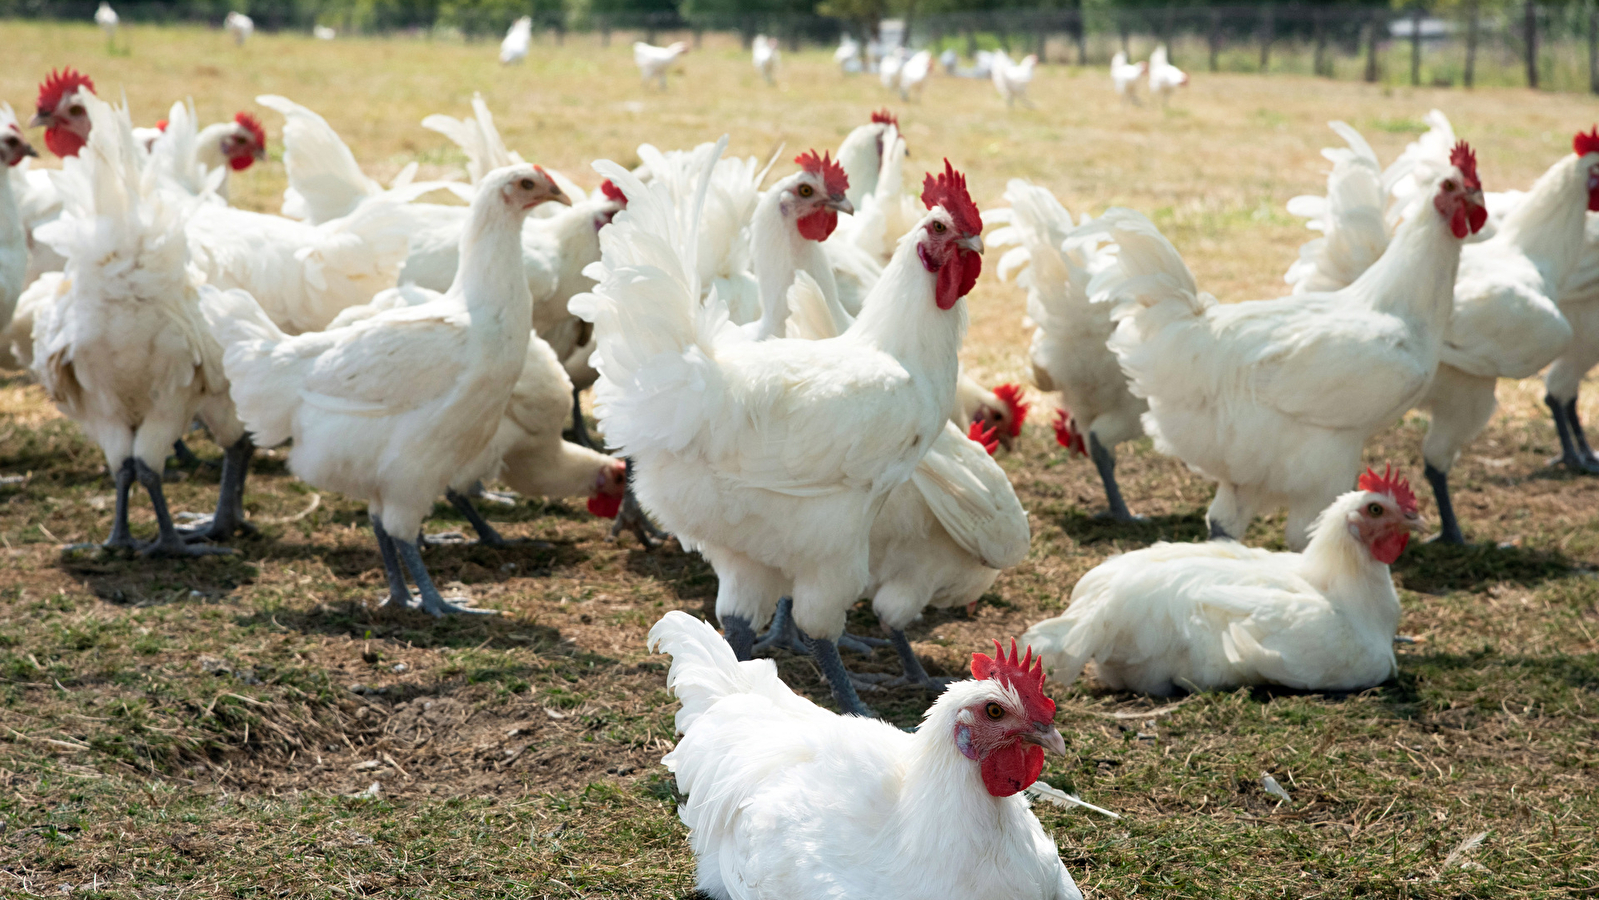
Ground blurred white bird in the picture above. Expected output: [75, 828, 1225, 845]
[1022, 469, 1424, 695]
[834, 33, 861, 73]
[0, 106, 39, 369]
[1149, 44, 1188, 104]
[939, 47, 958, 75]
[500, 16, 532, 64]
[991, 51, 1038, 108]
[897, 49, 932, 101]
[94, 2, 118, 48]
[635, 41, 689, 90]
[879, 46, 905, 91]
[753, 34, 779, 85]
[865, 37, 883, 71]
[313, 24, 335, 40]
[224, 11, 253, 46]
[1111, 51, 1147, 104]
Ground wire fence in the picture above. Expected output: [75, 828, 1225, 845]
[5, 1, 1599, 94]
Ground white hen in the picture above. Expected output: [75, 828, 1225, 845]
[0, 106, 37, 366]
[992, 51, 1038, 108]
[224, 11, 253, 45]
[1110, 51, 1146, 104]
[752, 35, 779, 84]
[635, 41, 689, 90]
[501, 16, 532, 64]
[1023, 468, 1423, 695]
[200, 165, 555, 615]
[1148, 44, 1188, 104]
[897, 50, 933, 101]
[650, 610, 1080, 900]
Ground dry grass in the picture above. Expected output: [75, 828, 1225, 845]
[1, 20, 1597, 899]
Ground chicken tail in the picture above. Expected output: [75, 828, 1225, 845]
[1283, 121, 1391, 294]
[420, 93, 521, 188]
[256, 94, 385, 224]
[648, 610, 793, 735]
[1020, 613, 1096, 688]
[985, 180, 1107, 331]
[198, 285, 299, 447]
[1074, 207, 1209, 320]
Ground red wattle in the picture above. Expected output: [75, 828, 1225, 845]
[44, 127, 85, 159]
[935, 248, 980, 310]
[1468, 203, 1487, 233]
[1589, 187, 1599, 213]
[1449, 205, 1469, 239]
[979, 742, 1044, 797]
[229, 154, 256, 171]
[797, 209, 838, 241]
[587, 492, 623, 519]
[1370, 531, 1409, 565]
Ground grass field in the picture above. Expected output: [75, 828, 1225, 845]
[2, 21, 1599, 898]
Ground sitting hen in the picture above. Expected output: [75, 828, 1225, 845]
[201, 165, 561, 615]
[650, 610, 1080, 900]
[1022, 467, 1423, 695]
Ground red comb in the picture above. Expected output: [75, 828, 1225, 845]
[870, 108, 899, 128]
[967, 420, 999, 455]
[36, 68, 94, 115]
[1358, 465, 1417, 515]
[155, 119, 169, 132]
[921, 158, 982, 236]
[991, 383, 1028, 438]
[1052, 408, 1086, 458]
[1575, 127, 1599, 158]
[795, 149, 848, 197]
[234, 111, 266, 148]
[600, 179, 627, 204]
[1449, 141, 1481, 192]
[971, 639, 1055, 723]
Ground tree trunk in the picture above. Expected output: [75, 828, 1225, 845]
[600, 19, 610, 48]
[1259, 5, 1273, 72]
[1209, 9, 1221, 72]
[966, 27, 977, 59]
[1075, 13, 1087, 66]
[1411, 7, 1423, 86]
[1036, 25, 1047, 61]
[1365, 12, 1382, 83]
[1590, 2, 1598, 93]
[1313, 9, 1326, 76]
[1465, 0, 1479, 87]
[1525, 0, 1539, 89]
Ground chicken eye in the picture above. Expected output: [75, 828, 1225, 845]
[1442, 180, 1456, 192]
[69, 106, 84, 117]
[519, 178, 535, 190]
[797, 184, 814, 198]
[1367, 502, 1384, 517]
[932, 221, 947, 233]
[984, 702, 1005, 720]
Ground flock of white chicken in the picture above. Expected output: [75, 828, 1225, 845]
[1, 47, 1595, 897]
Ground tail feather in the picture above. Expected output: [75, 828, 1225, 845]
[198, 285, 301, 446]
[1381, 109, 1457, 230]
[648, 611, 797, 735]
[1076, 207, 1208, 318]
[1020, 611, 1096, 687]
[1284, 121, 1391, 294]
[986, 179, 1110, 332]
[255, 95, 383, 224]
[420, 93, 523, 188]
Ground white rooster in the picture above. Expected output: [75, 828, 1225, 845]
[571, 148, 983, 716]
[1148, 44, 1188, 104]
[224, 11, 253, 46]
[1, 106, 38, 362]
[1079, 143, 1486, 550]
[650, 611, 1081, 900]
[752, 34, 779, 85]
[500, 16, 532, 64]
[635, 41, 689, 91]
[986, 179, 1144, 520]
[22, 93, 240, 557]
[200, 165, 563, 615]
[1110, 51, 1146, 104]
[1023, 467, 1424, 695]
[991, 51, 1038, 108]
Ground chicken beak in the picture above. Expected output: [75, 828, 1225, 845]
[254, 144, 267, 161]
[28, 111, 50, 129]
[957, 233, 984, 254]
[826, 195, 853, 215]
[1404, 513, 1430, 534]
[550, 190, 573, 207]
[1023, 723, 1067, 757]
[23, 144, 38, 158]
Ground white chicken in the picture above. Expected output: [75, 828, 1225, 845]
[878, 47, 905, 91]
[1022, 467, 1423, 695]
[635, 41, 689, 91]
[834, 33, 862, 73]
[1545, 213, 1599, 473]
[571, 148, 983, 716]
[20, 69, 98, 285]
[1148, 44, 1188, 104]
[1288, 113, 1586, 543]
[0, 106, 38, 365]
[500, 16, 532, 64]
[1110, 51, 1146, 104]
[832, 108, 902, 214]
[224, 11, 253, 46]
[752, 35, 779, 85]
[22, 93, 241, 557]
[314, 25, 336, 40]
[200, 165, 561, 616]
[897, 49, 932, 101]
[991, 51, 1038, 108]
[1078, 143, 1486, 550]
[649, 611, 1081, 900]
[94, 2, 118, 48]
[142, 101, 268, 202]
[986, 179, 1144, 519]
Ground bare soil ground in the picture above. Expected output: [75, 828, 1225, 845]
[0, 22, 1596, 899]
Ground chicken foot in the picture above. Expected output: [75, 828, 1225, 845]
[100, 458, 138, 552]
[754, 597, 892, 656]
[392, 531, 498, 617]
[851, 630, 953, 693]
[807, 634, 878, 719]
[1090, 434, 1142, 522]
[1547, 395, 1599, 475]
[568, 386, 595, 450]
[609, 460, 671, 548]
[1423, 463, 1466, 545]
[131, 460, 237, 558]
[372, 518, 416, 610]
[722, 614, 757, 661]
[177, 436, 257, 543]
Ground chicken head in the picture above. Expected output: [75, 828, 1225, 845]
[499, 164, 570, 211]
[32, 68, 95, 158]
[956, 639, 1065, 798]
[972, 382, 1029, 451]
[224, 112, 268, 171]
[1347, 465, 1425, 564]
[587, 459, 627, 519]
[1574, 127, 1599, 211]
[918, 159, 985, 310]
[1433, 141, 1488, 239]
[787, 149, 852, 240]
[1, 116, 38, 167]
[595, 178, 628, 229]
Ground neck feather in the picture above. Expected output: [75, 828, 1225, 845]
[1495, 153, 1589, 285]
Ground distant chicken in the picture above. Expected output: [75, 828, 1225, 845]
[23, 94, 241, 556]
[649, 611, 1081, 900]
[1022, 468, 1423, 695]
[635, 41, 689, 90]
[500, 16, 532, 64]
[1, 106, 38, 364]
[94, 2, 118, 48]
[571, 148, 983, 716]
[752, 34, 779, 85]
[897, 50, 932, 101]
[201, 165, 561, 616]
[142, 101, 267, 201]
[314, 25, 336, 40]
[986, 179, 1144, 519]
[224, 11, 253, 45]
[1289, 113, 1586, 543]
[1148, 44, 1188, 104]
[834, 34, 862, 73]
[991, 51, 1038, 108]
[1079, 143, 1485, 549]
[1110, 51, 1146, 104]
[879, 47, 905, 91]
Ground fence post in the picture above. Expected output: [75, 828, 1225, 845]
[1525, 0, 1539, 88]
[1465, 0, 1479, 87]
[1313, 8, 1327, 76]
[1410, 7, 1423, 85]
[1365, 10, 1382, 82]
[1259, 5, 1274, 72]
[1075, 11, 1087, 66]
[966, 26, 977, 59]
[600, 17, 610, 47]
[1209, 8, 1221, 72]
[1590, 1, 1598, 93]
